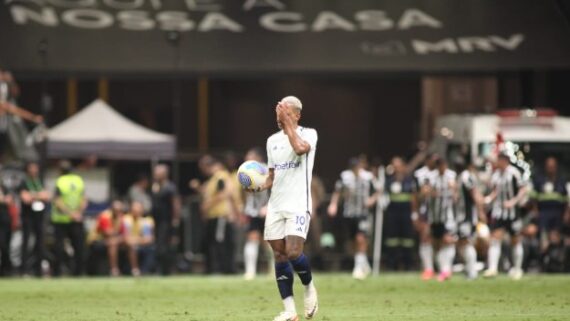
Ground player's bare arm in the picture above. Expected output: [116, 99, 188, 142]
[505, 185, 527, 209]
[327, 191, 341, 217]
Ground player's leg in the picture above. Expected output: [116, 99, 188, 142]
[458, 222, 478, 279]
[244, 226, 261, 280]
[266, 212, 298, 321]
[284, 212, 317, 319]
[509, 233, 524, 280]
[458, 237, 477, 279]
[436, 230, 456, 281]
[419, 222, 434, 280]
[484, 226, 504, 277]
[285, 235, 318, 320]
[268, 239, 297, 321]
[353, 230, 370, 279]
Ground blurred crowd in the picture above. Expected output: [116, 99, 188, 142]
[1, 147, 569, 279]
[1, 67, 569, 277]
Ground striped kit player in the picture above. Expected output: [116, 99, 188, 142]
[414, 153, 440, 280]
[422, 158, 457, 282]
[483, 153, 528, 280]
[327, 157, 378, 279]
[456, 163, 484, 279]
[242, 147, 271, 281]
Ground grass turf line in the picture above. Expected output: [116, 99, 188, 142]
[0, 273, 569, 321]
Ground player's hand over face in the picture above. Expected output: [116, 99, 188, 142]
[276, 102, 294, 128]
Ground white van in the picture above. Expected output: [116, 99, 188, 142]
[431, 109, 570, 177]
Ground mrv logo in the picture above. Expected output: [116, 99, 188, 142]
[275, 161, 301, 170]
[362, 34, 525, 56]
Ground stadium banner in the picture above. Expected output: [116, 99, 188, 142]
[1, 0, 570, 74]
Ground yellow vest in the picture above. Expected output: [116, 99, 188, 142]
[230, 170, 244, 212]
[204, 170, 232, 218]
[51, 173, 85, 224]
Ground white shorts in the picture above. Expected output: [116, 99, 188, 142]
[264, 211, 311, 241]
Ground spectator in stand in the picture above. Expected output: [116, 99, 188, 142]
[51, 160, 87, 277]
[199, 155, 237, 274]
[151, 164, 180, 275]
[123, 201, 155, 275]
[0, 179, 13, 276]
[95, 200, 132, 276]
[18, 161, 50, 276]
[129, 173, 152, 214]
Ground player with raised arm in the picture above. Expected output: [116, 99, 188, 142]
[249, 96, 318, 321]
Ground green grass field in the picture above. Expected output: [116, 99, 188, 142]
[0, 273, 569, 321]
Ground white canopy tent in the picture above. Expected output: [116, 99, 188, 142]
[47, 99, 175, 160]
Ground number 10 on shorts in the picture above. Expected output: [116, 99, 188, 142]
[295, 214, 308, 233]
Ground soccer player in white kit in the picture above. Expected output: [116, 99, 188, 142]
[250, 96, 318, 321]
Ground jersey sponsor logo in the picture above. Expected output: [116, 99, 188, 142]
[275, 161, 301, 170]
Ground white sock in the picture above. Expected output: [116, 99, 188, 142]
[513, 242, 523, 271]
[354, 252, 370, 271]
[244, 240, 259, 276]
[304, 280, 316, 294]
[283, 296, 296, 313]
[487, 239, 501, 272]
[437, 245, 455, 273]
[463, 244, 477, 278]
[419, 243, 434, 271]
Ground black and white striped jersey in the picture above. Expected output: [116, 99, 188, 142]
[334, 169, 375, 218]
[244, 190, 270, 218]
[457, 170, 478, 225]
[426, 169, 457, 225]
[491, 165, 524, 220]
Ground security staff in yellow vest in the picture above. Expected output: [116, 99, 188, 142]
[51, 160, 87, 276]
[198, 155, 238, 274]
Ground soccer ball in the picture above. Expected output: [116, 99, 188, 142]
[237, 161, 268, 190]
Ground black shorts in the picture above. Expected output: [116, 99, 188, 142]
[247, 217, 265, 233]
[430, 223, 455, 239]
[490, 218, 523, 236]
[343, 216, 370, 239]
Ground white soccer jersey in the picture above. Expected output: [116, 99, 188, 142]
[266, 126, 318, 214]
